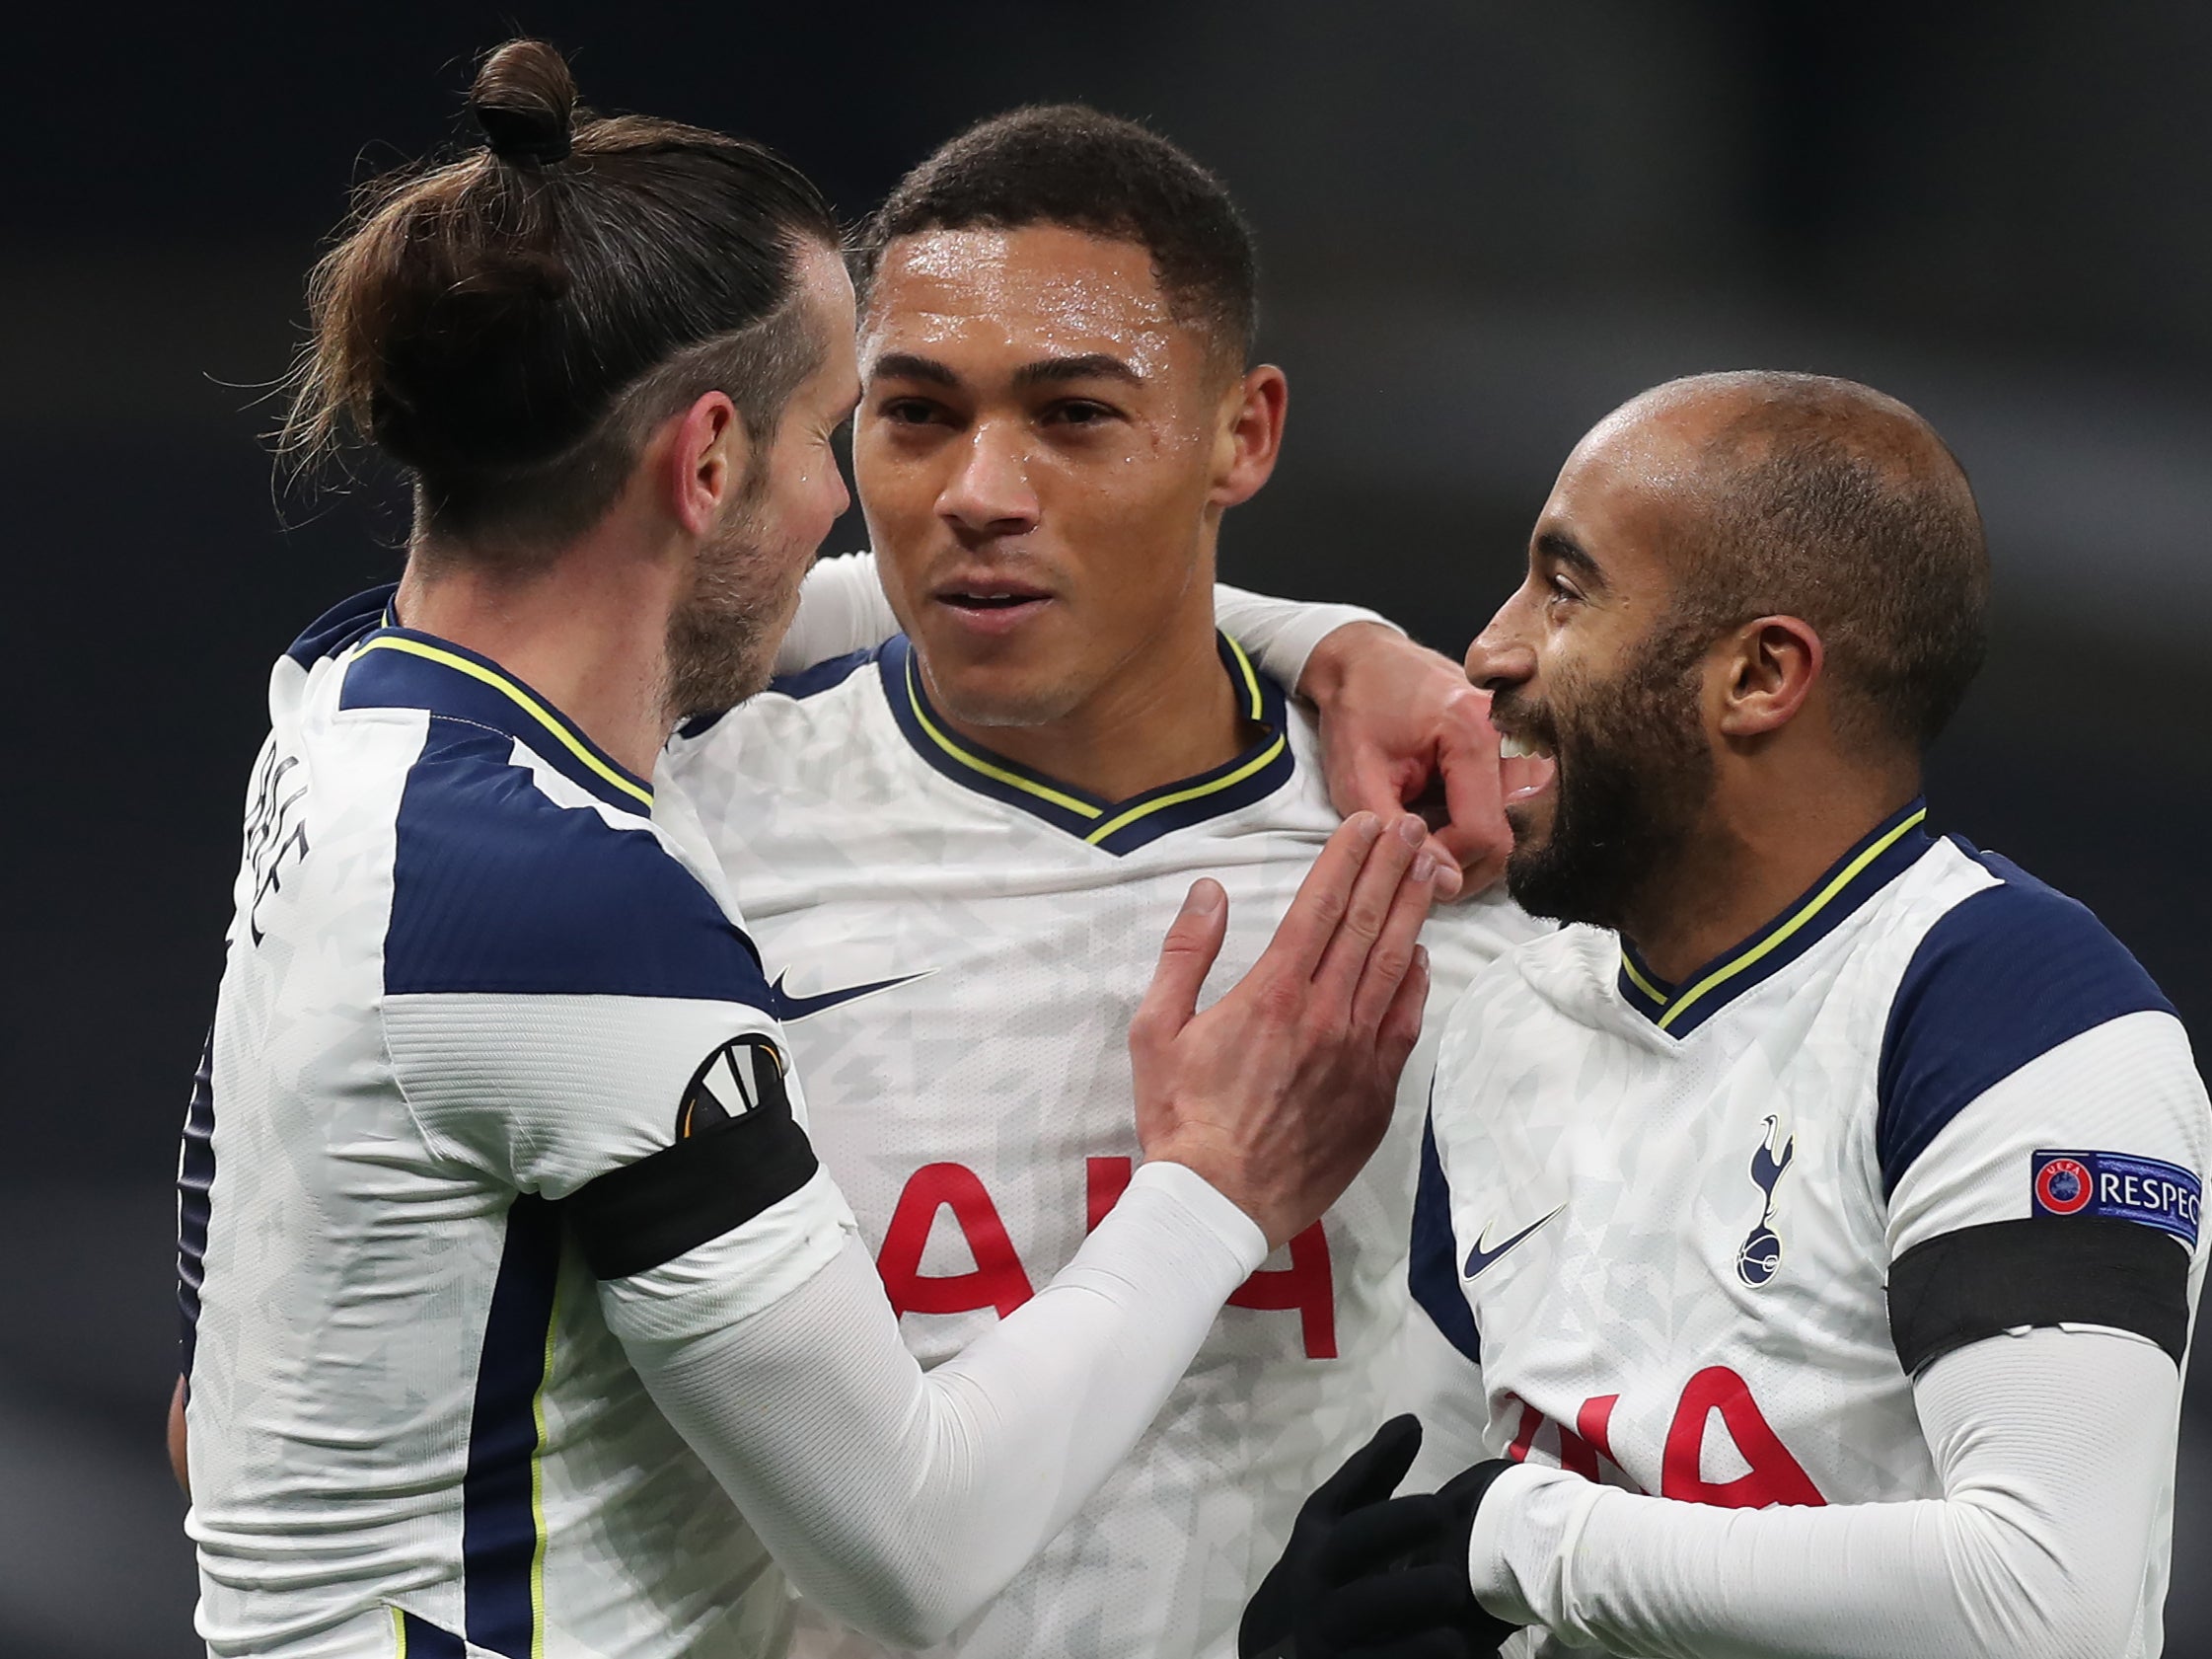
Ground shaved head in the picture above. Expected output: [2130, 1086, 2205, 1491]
[1620, 370, 1991, 753]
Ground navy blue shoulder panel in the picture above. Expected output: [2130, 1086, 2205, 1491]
[385, 722, 773, 1006]
[679, 646, 880, 741]
[1410, 1108, 1482, 1364]
[768, 645, 878, 702]
[177, 1026, 216, 1382]
[286, 584, 397, 667]
[1876, 843, 2175, 1195]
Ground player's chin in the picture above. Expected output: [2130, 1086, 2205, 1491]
[922, 645, 1086, 730]
[1503, 795, 1555, 851]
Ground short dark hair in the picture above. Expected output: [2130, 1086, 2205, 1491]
[283, 38, 841, 553]
[852, 105, 1256, 363]
[1654, 371, 1991, 754]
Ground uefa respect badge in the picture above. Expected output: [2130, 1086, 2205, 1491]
[2032, 1150, 2201, 1246]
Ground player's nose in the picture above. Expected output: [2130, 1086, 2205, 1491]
[1464, 627, 1534, 696]
[938, 419, 1041, 537]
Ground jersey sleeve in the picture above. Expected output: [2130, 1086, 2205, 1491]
[774, 552, 897, 675]
[1468, 1323, 2181, 1658]
[376, 745, 852, 1315]
[1878, 858, 2208, 1374]
[1213, 583, 1396, 693]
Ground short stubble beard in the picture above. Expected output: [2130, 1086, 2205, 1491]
[663, 485, 791, 724]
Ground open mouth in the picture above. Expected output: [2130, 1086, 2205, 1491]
[1497, 729, 1559, 806]
[941, 591, 1044, 610]
[932, 575, 1055, 632]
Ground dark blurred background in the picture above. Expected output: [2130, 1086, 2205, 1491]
[6, 3, 2209, 1653]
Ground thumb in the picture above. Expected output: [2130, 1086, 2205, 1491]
[1132, 878, 1228, 1058]
[1314, 1413, 1425, 1518]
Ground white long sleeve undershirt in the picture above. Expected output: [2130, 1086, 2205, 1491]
[601, 1161, 1268, 1650]
[774, 550, 1393, 695]
[1469, 1325, 2181, 1659]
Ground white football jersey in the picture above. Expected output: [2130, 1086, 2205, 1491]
[667, 633, 1546, 1659]
[181, 586, 854, 1659]
[1415, 802, 2209, 1659]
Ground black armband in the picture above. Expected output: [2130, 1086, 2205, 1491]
[568, 1035, 819, 1279]
[1887, 1215, 2190, 1376]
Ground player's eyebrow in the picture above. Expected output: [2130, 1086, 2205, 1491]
[1012, 353, 1143, 389]
[1535, 530, 1609, 591]
[869, 352, 960, 388]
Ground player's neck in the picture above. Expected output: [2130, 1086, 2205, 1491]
[1621, 765, 1924, 985]
[395, 527, 685, 782]
[938, 604, 1250, 804]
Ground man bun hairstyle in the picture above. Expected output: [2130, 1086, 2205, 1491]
[283, 38, 841, 555]
[1657, 371, 1992, 755]
[853, 105, 1257, 365]
[471, 40, 576, 165]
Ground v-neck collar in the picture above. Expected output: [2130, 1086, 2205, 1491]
[880, 632, 1295, 856]
[1615, 797, 1932, 1038]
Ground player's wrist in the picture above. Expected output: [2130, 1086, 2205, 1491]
[1123, 1159, 1271, 1271]
[1141, 1138, 1296, 1251]
[1295, 619, 1405, 705]
[1462, 1458, 1586, 1630]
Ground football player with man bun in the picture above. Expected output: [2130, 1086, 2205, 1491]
[173, 41, 1481, 1659]
[1249, 373, 2208, 1659]
[667, 107, 1546, 1659]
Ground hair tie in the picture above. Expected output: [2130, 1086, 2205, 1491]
[476, 104, 571, 166]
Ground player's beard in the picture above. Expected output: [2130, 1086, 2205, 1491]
[1496, 618, 1716, 933]
[664, 487, 804, 724]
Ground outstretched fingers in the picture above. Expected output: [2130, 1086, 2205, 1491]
[1131, 878, 1229, 1061]
[1252, 812, 1384, 984]
[1314, 813, 1429, 1009]
[1348, 826, 1440, 1039]
[1371, 944, 1431, 1086]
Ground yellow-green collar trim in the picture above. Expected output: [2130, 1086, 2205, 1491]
[882, 631, 1295, 856]
[1616, 800, 1932, 1038]
[342, 632, 654, 812]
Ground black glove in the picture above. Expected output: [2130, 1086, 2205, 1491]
[1241, 1415, 1520, 1659]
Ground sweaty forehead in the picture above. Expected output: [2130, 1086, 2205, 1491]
[1543, 399, 1719, 570]
[1574, 395, 1732, 495]
[861, 225, 1183, 371]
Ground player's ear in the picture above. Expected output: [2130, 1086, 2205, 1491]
[1716, 615, 1822, 739]
[1210, 363, 1288, 509]
[660, 391, 751, 538]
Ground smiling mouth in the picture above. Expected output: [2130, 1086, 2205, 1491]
[1496, 727, 1559, 807]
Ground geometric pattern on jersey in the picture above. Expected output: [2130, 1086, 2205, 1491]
[179, 588, 834, 1658]
[666, 631, 1550, 1659]
[1413, 804, 2208, 1659]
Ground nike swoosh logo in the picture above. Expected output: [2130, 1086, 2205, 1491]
[1462, 1204, 1565, 1280]
[768, 969, 926, 1021]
